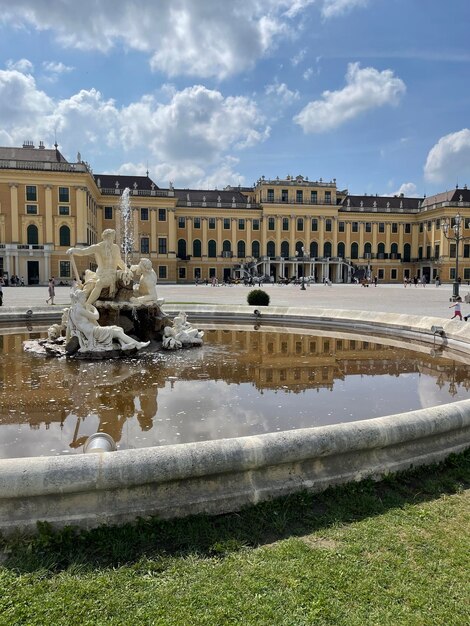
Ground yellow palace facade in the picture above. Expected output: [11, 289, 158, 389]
[1, 141, 470, 285]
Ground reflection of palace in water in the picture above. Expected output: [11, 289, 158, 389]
[1, 328, 470, 450]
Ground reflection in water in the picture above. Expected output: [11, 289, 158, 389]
[0, 326, 469, 459]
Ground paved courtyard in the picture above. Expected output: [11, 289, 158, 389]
[1, 281, 468, 320]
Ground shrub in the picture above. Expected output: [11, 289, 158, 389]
[247, 289, 270, 306]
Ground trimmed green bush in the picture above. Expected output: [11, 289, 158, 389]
[247, 288, 270, 306]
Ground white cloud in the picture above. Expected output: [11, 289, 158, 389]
[303, 67, 314, 80]
[293, 62, 406, 133]
[388, 182, 419, 197]
[42, 61, 74, 82]
[0, 0, 313, 80]
[0, 67, 268, 187]
[321, 0, 369, 19]
[424, 129, 470, 185]
[265, 82, 300, 106]
[5, 58, 34, 73]
[291, 48, 307, 66]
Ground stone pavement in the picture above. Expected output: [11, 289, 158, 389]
[1, 282, 467, 320]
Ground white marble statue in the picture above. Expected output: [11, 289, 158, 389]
[67, 229, 132, 305]
[162, 311, 204, 350]
[68, 289, 149, 353]
[130, 258, 163, 305]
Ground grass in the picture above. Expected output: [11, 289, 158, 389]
[1, 450, 469, 625]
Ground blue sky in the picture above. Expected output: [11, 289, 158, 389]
[1, 0, 470, 196]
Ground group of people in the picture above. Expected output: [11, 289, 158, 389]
[404, 275, 428, 287]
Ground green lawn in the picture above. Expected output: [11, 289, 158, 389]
[1, 450, 469, 626]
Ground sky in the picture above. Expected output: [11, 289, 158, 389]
[1, 0, 470, 196]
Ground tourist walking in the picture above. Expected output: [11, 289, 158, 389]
[449, 296, 463, 320]
[421, 274, 427, 287]
[46, 277, 55, 305]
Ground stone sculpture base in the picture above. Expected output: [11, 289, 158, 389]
[95, 301, 171, 342]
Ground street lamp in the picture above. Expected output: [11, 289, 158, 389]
[301, 246, 306, 290]
[442, 213, 470, 300]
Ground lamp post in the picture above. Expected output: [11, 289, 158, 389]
[301, 246, 306, 290]
[442, 213, 470, 300]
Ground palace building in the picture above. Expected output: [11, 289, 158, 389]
[1, 141, 470, 285]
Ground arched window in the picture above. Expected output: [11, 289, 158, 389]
[193, 239, 201, 257]
[324, 241, 332, 257]
[377, 242, 385, 258]
[310, 241, 318, 258]
[177, 238, 187, 258]
[223, 240, 231, 252]
[364, 242, 372, 256]
[391, 242, 398, 255]
[403, 243, 411, 262]
[267, 241, 275, 257]
[27, 224, 38, 245]
[208, 239, 217, 258]
[295, 241, 303, 255]
[251, 240, 260, 258]
[59, 225, 70, 247]
[281, 241, 289, 258]
[351, 242, 359, 259]
[337, 242, 345, 258]
[237, 240, 246, 258]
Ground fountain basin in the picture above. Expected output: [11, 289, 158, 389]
[1, 306, 469, 535]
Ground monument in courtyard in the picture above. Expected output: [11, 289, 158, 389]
[24, 193, 203, 358]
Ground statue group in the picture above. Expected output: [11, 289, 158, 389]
[34, 228, 203, 358]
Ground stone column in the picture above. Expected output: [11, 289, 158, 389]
[150, 207, 157, 253]
[168, 208, 176, 255]
[9, 184, 19, 242]
[75, 187, 87, 245]
[44, 185, 53, 244]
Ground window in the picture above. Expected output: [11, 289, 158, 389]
[281, 189, 288, 202]
[310, 190, 317, 203]
[194, 268, 201, 280]
[140, 237, 150, 254]
[104, 206, 113, 220]
[311, 218, 318, 231]
[223, 218, 230, 229]
[296, 190, 303, 203]
[310, 241, 318, 257]
[338, 221, 345, 232]
[281, 241, 289, 258]
[209, 267, 216, 278]
[391, 269, 397, 280]
[365, 222, 371, 233]
[364, 242, 372, 256]
[26, 205, 37, 215]
[404, 223, 411, 234]
[337, 242, 345, 257]
[59, 261, 71, 278]
[158, 237, 167, 254]
[378, 269, 384, 280]
[193, 239, 201, 257]
[267, 241, 275, 257]
[252, 218, 260, 230]
[419, 223, 423, 232]
[297, 218, 303, 231]
[158, 209, 166, 221]
[177, 239, 187, 258]
[59, 225, 70, 247]
[27, 224, 39, 245]
[351, 242, 358, 259]
[252, 241, 260, 257]
[450, 243, 456, 259]
[450, 267, 456, 280]
[464, 245, 470, 259]
[352, 222, 358, 233]
[238, 219, 245, 230]
[237, 240, 246, 258]
[208, 217, 215, 229]
[140, 207, 149, 221]
[268, 217, 275, 231]
[194, 217, 201, 229]
[208, 240, 217, 257]
[26, 185, 37, 201]
[435, 244, 440, 258]
[179, 267, 186, 279]
[59, 206, 70, 216]
[58, 187, 69, 203]
[464, 268, 470, 281]
[325, 191, 331, 204]
[178, 217, 186, 228]
[325, 219, 332, 232]
[392, 223, 398, 234]
[282, 217, 289, 231]
[379, 222, 385, 233]
[324, 241, 332, 257]
[436, 219, 441, 230]
[267, 189, 274, 202]
[158, 266, 167, 279]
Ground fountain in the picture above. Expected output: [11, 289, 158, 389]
[24, 188, 203, 359]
